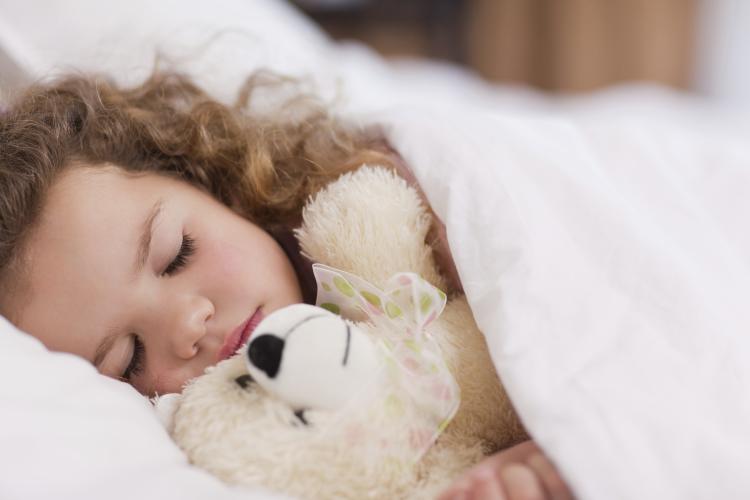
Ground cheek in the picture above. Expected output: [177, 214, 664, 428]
[198, 238, 266, 297]
[196, 224, 294, 299]
[208, 242, 247, 279]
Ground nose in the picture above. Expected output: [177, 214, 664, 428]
[247, 334, 285, 378]
[166, 295, 214, 360]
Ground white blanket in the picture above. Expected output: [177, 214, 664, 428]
[377, 102, 750, 500]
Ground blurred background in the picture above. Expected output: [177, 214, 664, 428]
[1, 0, 748, 111]
[291, 0, 749, 105]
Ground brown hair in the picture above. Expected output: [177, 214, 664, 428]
[0, 71, 393, 306]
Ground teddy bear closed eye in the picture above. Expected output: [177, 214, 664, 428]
[155, 166, 527, 499]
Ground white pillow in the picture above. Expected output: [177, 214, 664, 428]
[0, 315, 290, 500]
[0, 0, 333, 102]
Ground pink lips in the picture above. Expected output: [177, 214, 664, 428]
[218, 308, 263, 362]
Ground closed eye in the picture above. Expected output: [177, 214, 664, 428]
[162, 233, 195, 276]
[235, 374, 254, 389]
[121, 335, 145, 381]
[294, 409, 309, 426]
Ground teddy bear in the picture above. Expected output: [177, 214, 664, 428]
[155, 166, 527, 499]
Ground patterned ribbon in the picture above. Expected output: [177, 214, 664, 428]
[313, 263, 460, 463]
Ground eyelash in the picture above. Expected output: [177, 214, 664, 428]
[122, 335, 145, 381]
[162, 234, 196, 276]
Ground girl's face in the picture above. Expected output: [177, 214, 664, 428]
[10, 165, 303, 396]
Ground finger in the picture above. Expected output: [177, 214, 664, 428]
[500, 463, 547, 500]
[475, 441, 541, 472]
[473, 469, 508, 500]
[436, 480, 469, 500]
[526, 453, 574, 500]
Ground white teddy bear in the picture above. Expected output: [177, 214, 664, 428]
[156, 166, 526, 499]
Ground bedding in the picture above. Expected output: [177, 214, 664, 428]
[0, 0, 332, 102]
[3, 1, 750, 499]
[375, 102, 750, 500]
[0, 315, 285, 500]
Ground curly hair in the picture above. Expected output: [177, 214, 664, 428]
[0, 71, 393, 303]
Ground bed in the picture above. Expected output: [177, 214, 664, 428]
[2, 1, 750, 499]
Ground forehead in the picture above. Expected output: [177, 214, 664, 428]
[30, 166, 154, 272]
[44, 165, 154, 227]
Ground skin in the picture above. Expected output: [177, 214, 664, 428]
[438, 441, 575, 500]
[7, 162, 572, 499]
[9, 165, 303, 396]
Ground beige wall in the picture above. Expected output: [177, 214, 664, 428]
[465, 0, 697, 91]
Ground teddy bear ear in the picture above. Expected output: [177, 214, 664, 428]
[152, 393, 182, 434]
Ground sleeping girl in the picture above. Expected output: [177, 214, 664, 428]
[0, 71, 573, 500]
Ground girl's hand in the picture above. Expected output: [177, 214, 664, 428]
[437, 440, 574, 500]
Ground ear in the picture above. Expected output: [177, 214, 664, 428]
[152, 393, 182, 434]
[295, 165, 444, 290]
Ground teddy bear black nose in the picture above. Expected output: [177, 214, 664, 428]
[247, 334, 285, 378]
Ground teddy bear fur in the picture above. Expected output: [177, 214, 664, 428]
[167, 166, 527, 499]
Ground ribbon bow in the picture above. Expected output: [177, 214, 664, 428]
[313, 263, 460, 462]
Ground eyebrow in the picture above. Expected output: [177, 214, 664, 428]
[93, 199, 163, 368]
[134, 199, 164, 276]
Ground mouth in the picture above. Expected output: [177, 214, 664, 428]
[218, 308, 264, 362]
